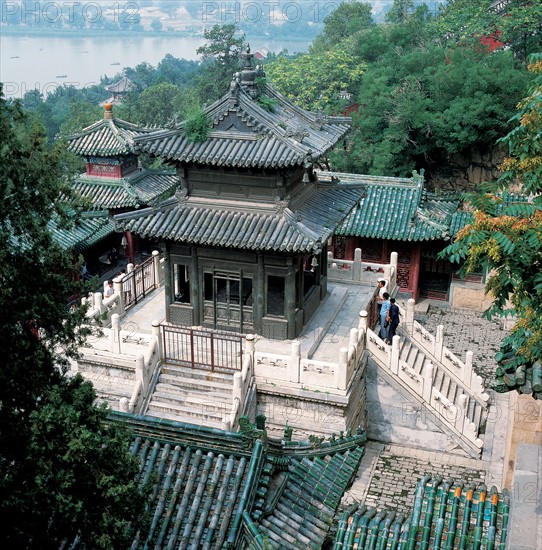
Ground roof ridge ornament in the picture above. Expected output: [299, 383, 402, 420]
[238, 45, 265, 100]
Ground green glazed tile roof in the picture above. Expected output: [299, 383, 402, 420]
[67, 112, 154, 156]
[334, 477, 510, 549]
[48, 211, 114, 252]
[108, 414, 367, 550]
[256, 447, 365, 549]
[114, 182, 361, 253]
[72, 170, 178, 210]
[325, 171, 462, 242]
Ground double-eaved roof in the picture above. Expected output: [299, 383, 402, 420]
[114, 182, 361, 254]
[328, 171, 463, 242]
[134, 52, 351, 169]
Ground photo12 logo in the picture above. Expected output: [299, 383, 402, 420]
[1, 2, 140, 25]
[201, 1, 339, 24]
[3, 80, 100, 99]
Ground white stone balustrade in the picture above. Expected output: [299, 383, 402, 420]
[327, 248, 398, 296]
[225, 334, 256, 431]
[367, 318, 485, 450]
[76, 317, 162, 414]
[403, 298, 489, 403]
[254, 320, 366, 393]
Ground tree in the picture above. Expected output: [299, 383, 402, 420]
[150, 17, 162, 32]
[440, 53, 542, 372]
[435, 0, 542, 60]
[124, 82, 184, 126]
[328, 23, 531, 177]
[196, 24, 246, 102]
[0, 88, 148, 547]
[310, 0, 374, 50]
[266, 39, 365, 112]
[385, 0, 415, 24]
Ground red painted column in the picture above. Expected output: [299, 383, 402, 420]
[345, 238, 356, 261]
[410, 244, 422, 302]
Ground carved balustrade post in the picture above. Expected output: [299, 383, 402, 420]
[289, 339, 301, 383]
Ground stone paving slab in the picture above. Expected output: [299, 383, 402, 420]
[342, 442, 487, 514]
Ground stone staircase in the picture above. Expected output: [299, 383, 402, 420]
[144, 363, 236, 429]
[366, 325, 488, 458]
[398, 338, 485, 438]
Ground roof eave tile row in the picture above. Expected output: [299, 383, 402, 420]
[68, 118, 154, 157]
[114, 184, 361, 253]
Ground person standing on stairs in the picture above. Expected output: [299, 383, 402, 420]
[386, 297, 400, 344]
[380, 292, 391, 341]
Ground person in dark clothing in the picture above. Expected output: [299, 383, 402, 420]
[108, 247, 118, 267]
[386, 297, 400, 344]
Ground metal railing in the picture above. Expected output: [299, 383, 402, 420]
[161, 325, 244, 371]
[122, 256, 155, 309]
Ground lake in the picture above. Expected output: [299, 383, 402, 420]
[0, 34, 310, 98]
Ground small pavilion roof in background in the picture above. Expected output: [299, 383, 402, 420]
[104, 76, 134, 94]
[328, 171, 463, 242]
[67, 104, 154, 157]
[134, 48, 351, 169]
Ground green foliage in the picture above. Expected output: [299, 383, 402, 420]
[310, 0, 374, 50]
[0, 88, 148, 546]
[440, 54, 542, 372]
[195, 24, 247, 102]
[435, 0, 542, 59]
[329, 25, 531, 176]
[117, 82, 184, 127]
[385, 0, 415, 24]
[182, 106, 211, 143]
[266, 38, 365, 112]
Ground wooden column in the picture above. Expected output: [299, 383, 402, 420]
[410, 244, 422, 302]
[286, 257, 296, 339]
[255, 254, 265, 334]
[190, 247, 200, 325]
[345, 238, 356, 261]
[163, 245, 172, 323]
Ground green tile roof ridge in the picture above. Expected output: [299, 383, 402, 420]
[316, 169, 421, 186]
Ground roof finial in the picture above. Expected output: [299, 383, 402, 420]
[238, 44, 265, 100]
[104, 103, 113, 120]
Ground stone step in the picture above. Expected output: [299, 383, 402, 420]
[160, 362, 236, 383]
[159, 372, 234, 394]
[153, 384, 232, 406]
[146, 398, 226, 422]
[144, 407, 226, 430]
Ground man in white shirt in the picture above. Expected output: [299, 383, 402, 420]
[377, 279, 388, 311]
